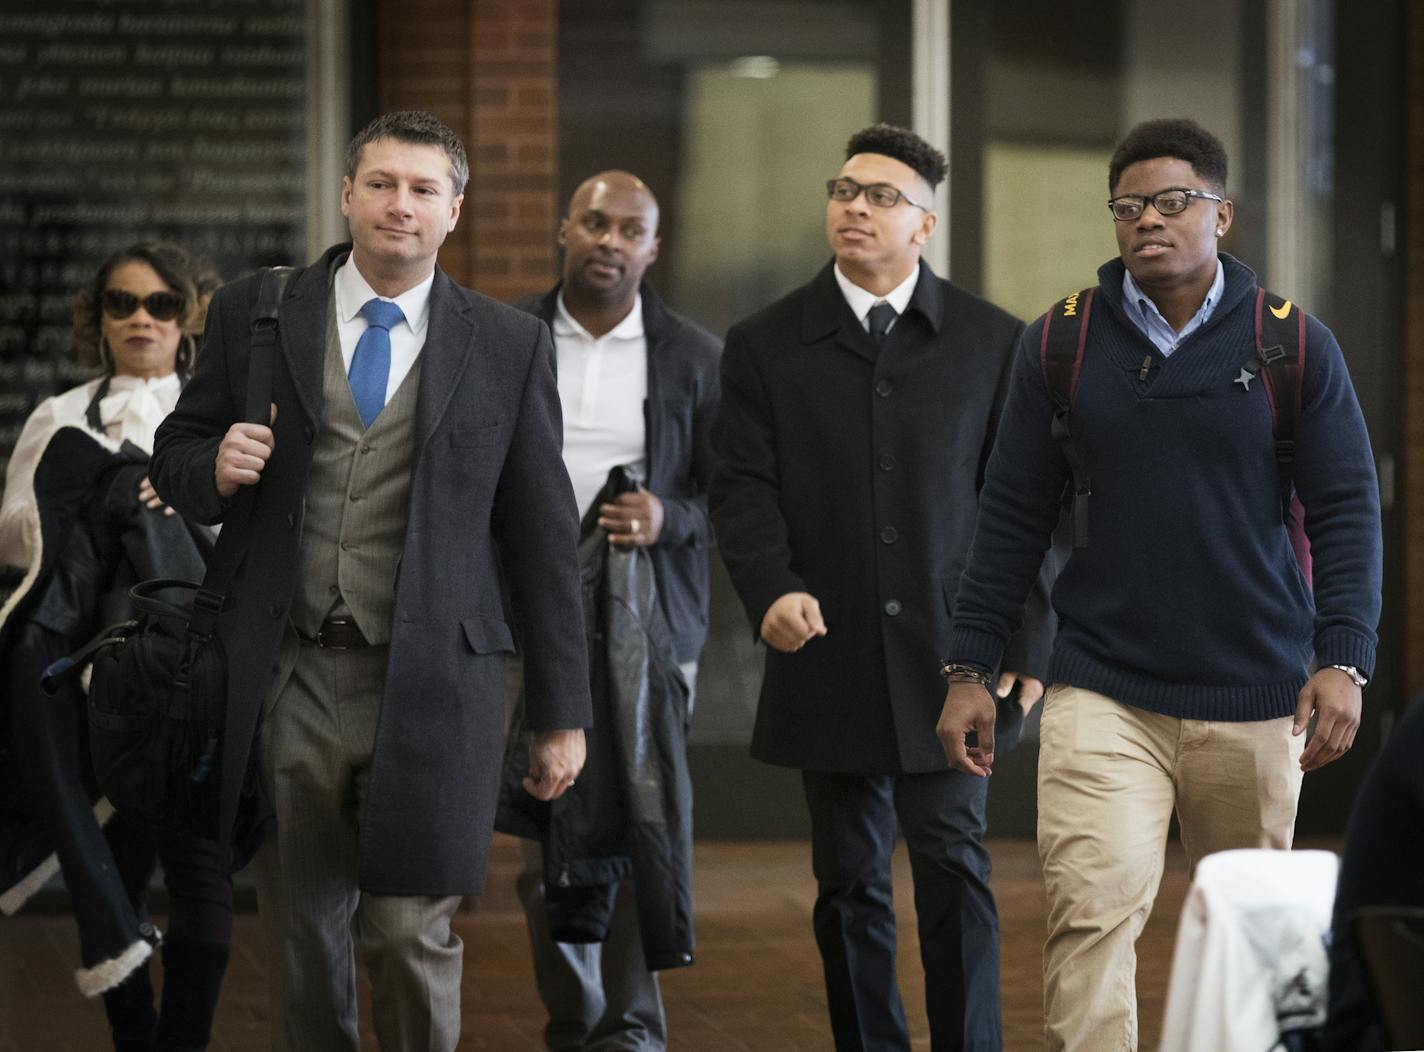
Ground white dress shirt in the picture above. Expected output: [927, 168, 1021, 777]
[834, 263, 920, 333]
[333, 256, 434, 403]
[553, 292, 648, 519]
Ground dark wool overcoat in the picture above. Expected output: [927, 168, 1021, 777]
[710, 261, 1057, 775]
[150, 245, 592, 896]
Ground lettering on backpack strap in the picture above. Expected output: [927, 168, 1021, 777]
[1040, 288, 1096, 547]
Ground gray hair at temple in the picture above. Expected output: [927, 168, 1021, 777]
[345, 110, 470, 196]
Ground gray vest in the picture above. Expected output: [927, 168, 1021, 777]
[290, 288, 422, 644]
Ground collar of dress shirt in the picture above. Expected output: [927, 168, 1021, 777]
[1121, 257, 1225, 348]
[334, 256, 434, 339]
[833, 262, 920, 326]
[553, 291, 644, 343]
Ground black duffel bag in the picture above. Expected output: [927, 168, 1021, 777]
[82, 580, 226, 835]
[40, 266, 291, 838]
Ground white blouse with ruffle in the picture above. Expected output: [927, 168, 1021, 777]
[0, 373, 181, 570]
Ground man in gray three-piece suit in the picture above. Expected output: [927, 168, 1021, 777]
[151, 111, 592, 1051]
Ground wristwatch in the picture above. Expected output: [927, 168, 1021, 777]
[1326, 664, 1368, 688]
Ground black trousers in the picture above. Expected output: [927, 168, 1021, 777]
[801, 767, 1000, 1052]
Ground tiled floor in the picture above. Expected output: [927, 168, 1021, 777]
[0, 835, 1197, 1051]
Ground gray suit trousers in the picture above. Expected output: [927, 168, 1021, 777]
[253, 630, 464, 1051]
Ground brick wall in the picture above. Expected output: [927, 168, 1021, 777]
[379, 0, 558, 301]
[1407, 5, 1424, 697]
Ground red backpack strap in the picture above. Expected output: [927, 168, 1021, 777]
[1250, 289, 1312, 587]
[1039, 288, 1095, 547]
[1252, 289, 1305, 522]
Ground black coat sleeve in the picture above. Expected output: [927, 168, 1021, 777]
[708, 322, 805, 635]
[656, 327, 721, 550]
[491, 319, 593, 733]
[150, 282, 250, 525]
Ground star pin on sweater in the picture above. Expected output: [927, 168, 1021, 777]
[949, 254, 1381, 721]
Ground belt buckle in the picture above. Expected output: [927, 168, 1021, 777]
[316, 619, 354, 650]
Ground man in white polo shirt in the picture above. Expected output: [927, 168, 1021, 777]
[513, 170, 721, 1052]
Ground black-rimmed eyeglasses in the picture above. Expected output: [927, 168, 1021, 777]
[1108, 187, 1224, 222]
[827, 177, 928, 212]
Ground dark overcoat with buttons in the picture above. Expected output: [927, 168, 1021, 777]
[150, 244, 591, 895]
[710, 260, 1055, 774]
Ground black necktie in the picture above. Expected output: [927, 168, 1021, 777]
[868, 302, 897, 345]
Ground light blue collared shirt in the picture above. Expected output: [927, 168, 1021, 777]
[1121, 259, 1224, 357]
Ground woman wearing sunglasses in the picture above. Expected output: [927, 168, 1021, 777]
[0, 241, 234, 1051]
[0, 240, 216, 564]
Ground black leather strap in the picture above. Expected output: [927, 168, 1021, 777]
[186, 266, 295, 641]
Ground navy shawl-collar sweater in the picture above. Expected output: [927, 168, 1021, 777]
[949, 254, 1381, 721]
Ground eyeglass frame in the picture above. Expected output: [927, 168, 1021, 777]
[99, 289, 186, 322]
[1107, 187, 1225, 222]
[826, 177, 929, 213]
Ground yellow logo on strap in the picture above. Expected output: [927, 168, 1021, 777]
[1063, 291, 1080, 318]
[1269, 299, 1292, 320]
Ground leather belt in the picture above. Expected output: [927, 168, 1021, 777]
[310, 617, 370, 649]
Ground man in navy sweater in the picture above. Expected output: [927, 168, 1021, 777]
[937, 118, 1382, 1052]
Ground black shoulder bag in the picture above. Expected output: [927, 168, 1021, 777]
[43, 267, 293, 836]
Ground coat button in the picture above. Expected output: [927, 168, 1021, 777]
[878, 454, 896, 472]
[268, 603, 283, 619]
[883, 599, 902, 616]
[360, 444, 372, 454]
[880, 526, 898, 544]
[303, 425, 314, 443]
[285, 513, 295, 529]
[340, 541, 355, 551]
[875, 379, 894, 398]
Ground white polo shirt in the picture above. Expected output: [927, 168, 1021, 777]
[553, 292, 648, 519]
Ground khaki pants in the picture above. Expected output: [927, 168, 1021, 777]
[1036, 685, 1305, 1052]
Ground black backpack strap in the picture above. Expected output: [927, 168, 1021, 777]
[188, 265, 295, 640]
[1251, 289, 1304, 523]
[1039, 288, 1095, 547]
[242, 266, 293, 424]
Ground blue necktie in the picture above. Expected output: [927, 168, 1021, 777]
[349, 298, 405, 429]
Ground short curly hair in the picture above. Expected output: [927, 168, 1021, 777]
[1109, 118, 1228, 195]
[72, 240, 222, 373]
[346, 110, 469, 196]
[845, 123, 948, 190]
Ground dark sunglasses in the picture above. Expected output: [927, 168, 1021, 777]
[100, 289, 185, 322]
